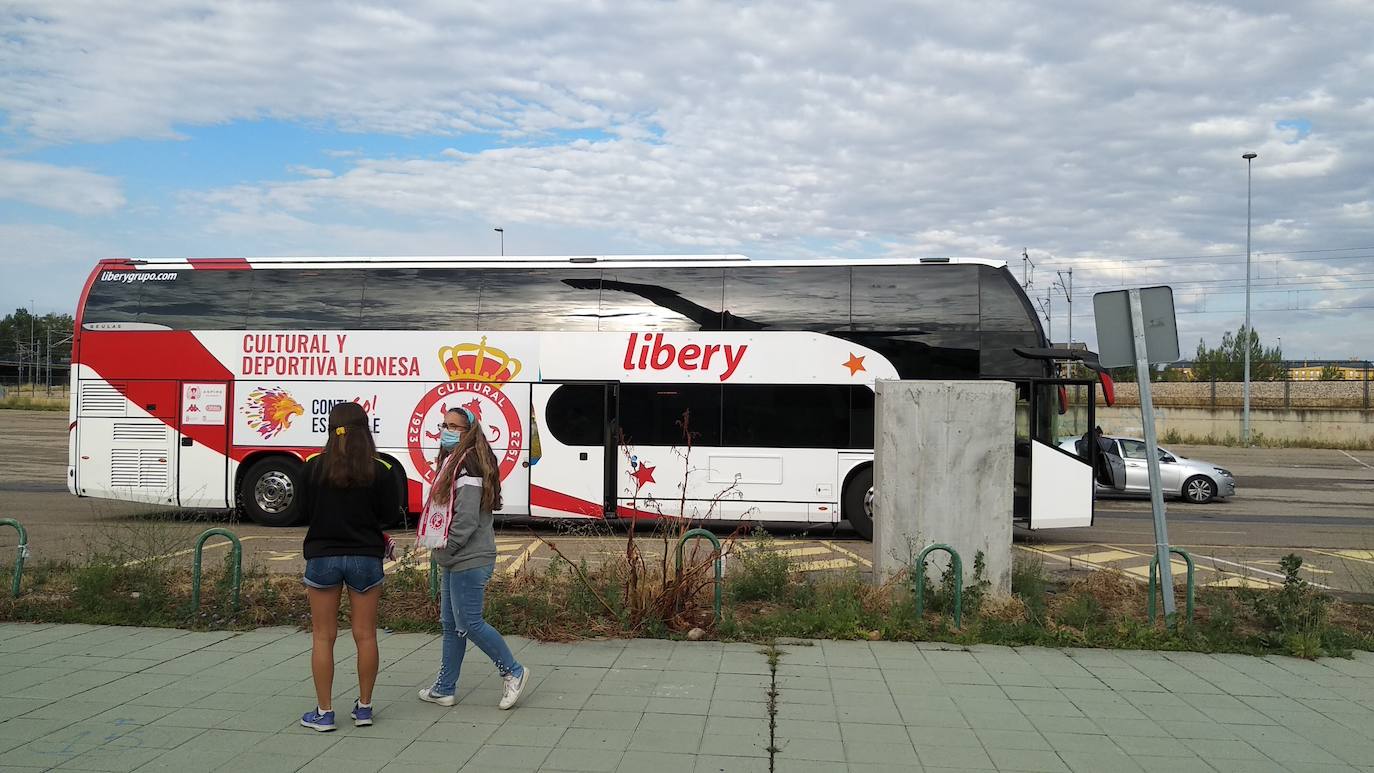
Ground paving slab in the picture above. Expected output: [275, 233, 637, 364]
[3, 624, 1373, 771]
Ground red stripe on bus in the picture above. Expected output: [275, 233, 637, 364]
[187, 258, 251, 270]
[530, 485, 604, 517]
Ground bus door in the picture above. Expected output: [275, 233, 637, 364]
[177, 382, 232, 508]
[74, 379, 178, 506]
[530, 382, 617, 518]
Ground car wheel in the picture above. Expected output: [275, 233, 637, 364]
[239, 456, 304, 526]
[844, 466, 874, 541]
[1182, 475, 1216, 504]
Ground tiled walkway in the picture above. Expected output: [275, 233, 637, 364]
[1, 623, 1372, 772]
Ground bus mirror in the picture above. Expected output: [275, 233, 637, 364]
[1099, 372, 1116, 407]
[1057, 385, 1068, 415]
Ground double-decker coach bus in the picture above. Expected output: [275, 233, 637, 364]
[69, 254, 1106, 539]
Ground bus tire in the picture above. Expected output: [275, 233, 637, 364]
[844, 466, 874, 541]
[239, 456, 304, 527]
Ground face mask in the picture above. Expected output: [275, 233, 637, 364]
[440, 429, 461, 449]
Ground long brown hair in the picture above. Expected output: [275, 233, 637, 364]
[431, 409, 502, 512]
[319, 402, 377, 487]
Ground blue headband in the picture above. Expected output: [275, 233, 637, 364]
[457, 407, 476, 424]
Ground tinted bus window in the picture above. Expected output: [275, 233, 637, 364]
[82, 274, 144, 326]
[723, 266, 850, 331]
[476, 269, 601, 331]
[140, 270, 252, 330]
[722, 385, 867, 448]
[597, 268, 724, 331]
[618, 384, 722, 446]
[247, 270, 364, 329]
[362, 268, 478, 329]
[979, 265, 1040, 332]
[850, 265, 978, 331]
[980, 332, 1046, 378]
[545, 384, 605, 446]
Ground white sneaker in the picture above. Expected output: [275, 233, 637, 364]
[499, 666, 530, 710]
[417, 687, 456, 707]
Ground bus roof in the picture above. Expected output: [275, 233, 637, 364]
[108, 255, 1010, 271]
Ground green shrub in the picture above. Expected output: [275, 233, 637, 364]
[727, 530, 792, 603]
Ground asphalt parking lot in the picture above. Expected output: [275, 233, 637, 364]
[2, 410, 1372, 594]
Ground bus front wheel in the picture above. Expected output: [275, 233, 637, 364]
[239, 457, 304, 527]
[844, 466, 874, 541]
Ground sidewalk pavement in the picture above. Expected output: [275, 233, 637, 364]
[1, 624, 1373, 773]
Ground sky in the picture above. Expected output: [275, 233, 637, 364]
[2, 0, 1372, 360]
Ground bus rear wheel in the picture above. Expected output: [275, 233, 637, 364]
[240, 457, 304, 527]
[844, 466, 874, 541]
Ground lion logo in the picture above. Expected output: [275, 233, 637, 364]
[243, 387, 305, 440]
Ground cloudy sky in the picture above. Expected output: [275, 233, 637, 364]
[2, 0, 1372, 359]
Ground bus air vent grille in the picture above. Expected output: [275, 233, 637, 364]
[79, 383, 127, 416]
[111, 449, 169, 489]
[113, 423, 168, 442]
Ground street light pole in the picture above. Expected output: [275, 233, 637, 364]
[494, 227, 504, 256]
[1242, 152, 1257, 445]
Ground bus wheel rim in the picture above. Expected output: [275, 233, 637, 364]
[864, 486, 874, 518]
[256, 471, 295, 514]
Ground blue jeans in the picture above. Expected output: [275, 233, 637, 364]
[432, 564, 523, 696]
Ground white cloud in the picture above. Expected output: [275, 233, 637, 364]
[0, 159, 125, 214]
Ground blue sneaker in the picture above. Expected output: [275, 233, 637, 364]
[300, 707, 335, 732]
[351, 700, 373, 727]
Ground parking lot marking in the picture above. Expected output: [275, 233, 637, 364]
[1120, 560, 1190, 579]
[1339, 450, 1372, 470]
[501, 543, 539, 576]
[1205, 576, 1279, 588]
[120, 535, 273, 567]
[1070, 550, 1138, 565]
[772, 546, 834, 559]
[1028, 544, 1087, 553]
[1311, 548, 1374, 566]
[794, 558, 857, 572]
[819, 540, 874, 568]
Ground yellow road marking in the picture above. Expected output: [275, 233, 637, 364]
[383, 548, 430, 573]
[1121, 561, 1191, 579]
[502, 543, 539, 576]
[771, 546, 834, 558]
[1205, 576, 1280, 588]
[795, 558, 857, 572]
[819, 540, 873, 568]
[1312, 549, 1374, 564]
[265, 551, 300, 562]
[120, 535, 273, 567]
[1070, 550, 1139, 564]
[1030, 544, 1087, 552]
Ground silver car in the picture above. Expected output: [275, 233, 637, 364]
[1057, 437, 1237, 504]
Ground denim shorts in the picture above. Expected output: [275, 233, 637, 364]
[303, 555, 384, 593]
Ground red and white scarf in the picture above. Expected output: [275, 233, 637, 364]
[416, 451, 466, 549]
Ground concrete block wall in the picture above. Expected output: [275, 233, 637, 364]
[873, 380, 1014, 595]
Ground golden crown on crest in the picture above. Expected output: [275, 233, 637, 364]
[438, 337, 522, 383]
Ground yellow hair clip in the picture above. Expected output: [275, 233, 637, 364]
[335, 427, 346, 436]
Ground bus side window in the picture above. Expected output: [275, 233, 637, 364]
[362, 268, 477, 329]
[248, 269, 364, 329]
[545, 385, 604, 446]
[597, 268, 724, 331]
[723, 267, 850, 331]
[477, 269, 602, 331]
[138, 271, 251, 330]
[721, 385, 851, 449]
[618, 384, 722, 446]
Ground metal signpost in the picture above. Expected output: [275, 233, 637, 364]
[1093, 286, 1181, 617]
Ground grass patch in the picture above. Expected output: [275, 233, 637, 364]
[1159, 428, 1374, 452]
[0, 395, 68, 411]
[4, 536, 1372, 658]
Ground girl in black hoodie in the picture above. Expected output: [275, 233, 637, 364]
[298, 401, 398, 731]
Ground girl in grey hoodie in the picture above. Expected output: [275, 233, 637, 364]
[418, 407, 530, 710]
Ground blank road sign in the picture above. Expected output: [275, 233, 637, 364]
[1093, 286, 1180, 369]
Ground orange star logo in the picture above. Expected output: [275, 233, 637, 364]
[843, 353, 866, 376]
